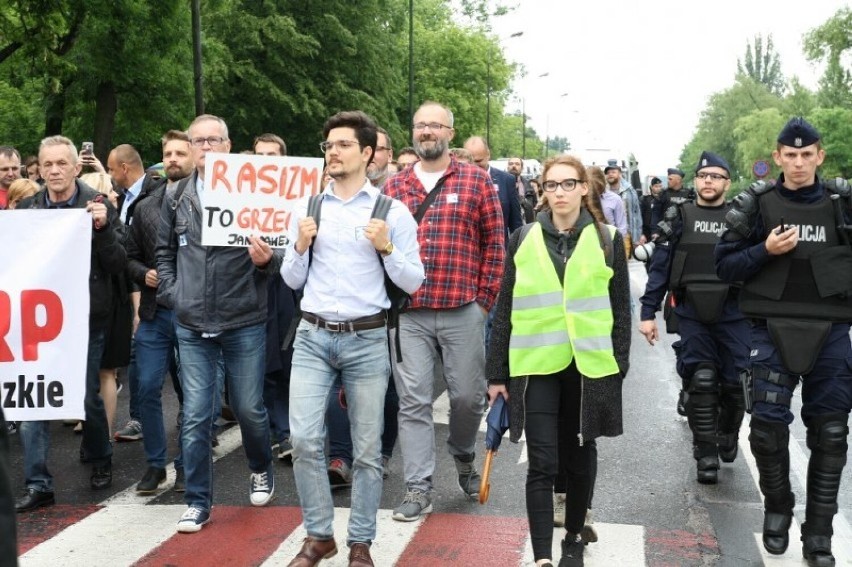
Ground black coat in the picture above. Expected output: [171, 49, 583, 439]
[486, 209, 631, 443]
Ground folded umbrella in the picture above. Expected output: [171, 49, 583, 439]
[479, 393, 510, 504]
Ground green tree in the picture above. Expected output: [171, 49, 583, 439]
[803, 7, 852, 109]
[732, 107, 786, 180]
[811, 106, 852, 178]
[737, 34, 785, 96]
[680, 76, 782, 181]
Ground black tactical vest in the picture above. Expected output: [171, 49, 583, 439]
[669, 202, 732, 322]
[739, 189, 852, 321]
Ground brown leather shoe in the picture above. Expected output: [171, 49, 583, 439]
[348, 543, 374, 567]
[287, 537, 337, 567]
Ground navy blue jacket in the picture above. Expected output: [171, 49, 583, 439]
[714, 176, 847, 284]
[488, 166, 523, 237]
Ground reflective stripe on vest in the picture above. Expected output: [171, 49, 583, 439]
[509, 223, 619, 378]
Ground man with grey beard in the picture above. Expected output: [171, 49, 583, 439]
[383, 101, 505, 522]
[366, 127, 394, 189]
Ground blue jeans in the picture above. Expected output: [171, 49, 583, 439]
[136, 308, 182, 469]
[176, 323, 272, 512]
[127, 338, 139, 421]
[20, 329, 111, 492]
[290, 320, 389, 545]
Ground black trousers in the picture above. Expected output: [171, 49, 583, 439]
[525, 364, 595, 560]
[0, 407, 18, 567]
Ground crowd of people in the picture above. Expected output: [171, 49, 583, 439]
[0, 111, 850, 567]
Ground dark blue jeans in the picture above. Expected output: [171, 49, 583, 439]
[264, 368, 290, 445]
[136, 307, 182, 469]
[327, 375, 399, 464]
[176, 323, 272, 512]
[20, 328, 112, 492]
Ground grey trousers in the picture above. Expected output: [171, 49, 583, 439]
[391, 302, 488, 493]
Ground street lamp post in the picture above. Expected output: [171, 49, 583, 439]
[486, 31, 523, 149]
[522, 72, 549, 159]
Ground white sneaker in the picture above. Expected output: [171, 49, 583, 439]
[176, 506, 210, 533]
[250, 471, 274, 506]
[553, 492, 566, 527]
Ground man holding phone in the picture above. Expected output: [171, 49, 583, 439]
[0, 146, 22, 209]
[716, 117, 852, 566]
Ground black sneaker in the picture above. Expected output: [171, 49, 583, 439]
[16, 489, 55, 513]
[277, 438, 293, 460]
[91, 462, 113, 490]
[559, 533, 585, 567]
[173, 467, 186, 493]
[136, 466, 167, 494]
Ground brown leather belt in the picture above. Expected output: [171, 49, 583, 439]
[302, 311, 387, 332]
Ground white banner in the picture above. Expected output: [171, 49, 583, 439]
[201, 153, 324, 248]
[1, 209, 91, 421]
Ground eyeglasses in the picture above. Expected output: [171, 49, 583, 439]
[413, 122, 451, 131]
[542, 179, 581, 192]
[375, 146, 392, 152]
[695, 172, 729, 181]
[190, 136, 226, 147]
[319, 140, 360, 152]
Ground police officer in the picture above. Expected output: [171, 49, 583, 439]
[638, 151, 749, 485]
[716, 117, 852, 567]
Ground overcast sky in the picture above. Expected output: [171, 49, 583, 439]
[492, 0, 846, 177]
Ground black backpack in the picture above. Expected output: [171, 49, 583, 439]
[283, 193, 410, 360]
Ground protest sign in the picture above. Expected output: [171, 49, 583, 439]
[1, 209, 91, 421]
[201, 153, 324, 247]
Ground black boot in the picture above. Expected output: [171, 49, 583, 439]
[749, 418, 795, 555]
[800, 414, 848, 567]
[717, 383, 745, 463]
[558, 532, 584, 567]
[686, 365, 720, 484]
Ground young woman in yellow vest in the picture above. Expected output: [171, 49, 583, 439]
[486, 155, 631, 567]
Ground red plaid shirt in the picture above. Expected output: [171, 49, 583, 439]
[384, 158, 505, 311]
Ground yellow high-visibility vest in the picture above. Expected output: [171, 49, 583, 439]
[509, 222, 619, 378]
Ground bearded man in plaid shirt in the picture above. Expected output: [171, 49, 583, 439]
[384, 101, 506, 522]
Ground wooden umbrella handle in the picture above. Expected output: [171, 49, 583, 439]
[479, 450, 495, 504]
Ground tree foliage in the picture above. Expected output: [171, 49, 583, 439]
[803, 7, 852, 109]
[0, 0, 529, 163]
[737, 34, 785, 96]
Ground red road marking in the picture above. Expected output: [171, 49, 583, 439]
[133, 506, 303, 567]
[16, 504, 102, 554]
[395, 513, 529, 566]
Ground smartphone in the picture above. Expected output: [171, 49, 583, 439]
[775, 217, 786, 235]
[81, 141, 94, 156]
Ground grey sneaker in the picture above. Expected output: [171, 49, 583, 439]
[553, 492, 567, 527]
[249, 470, 275, 506]
[454, 454, 481, 499]
[328, 459, 352, 488]
[581, 509, 598, 543]
[114, 420, 143, 442]
[392, 489, 433, 522]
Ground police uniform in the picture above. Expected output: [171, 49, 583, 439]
[639, 151, 749, 485]
[655, 167, 695, 234]
[715, 118, 852, 567]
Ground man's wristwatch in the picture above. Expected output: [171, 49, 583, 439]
[380, 241, 394, 256]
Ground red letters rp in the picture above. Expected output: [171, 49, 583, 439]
[0, 290, 63, 362]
